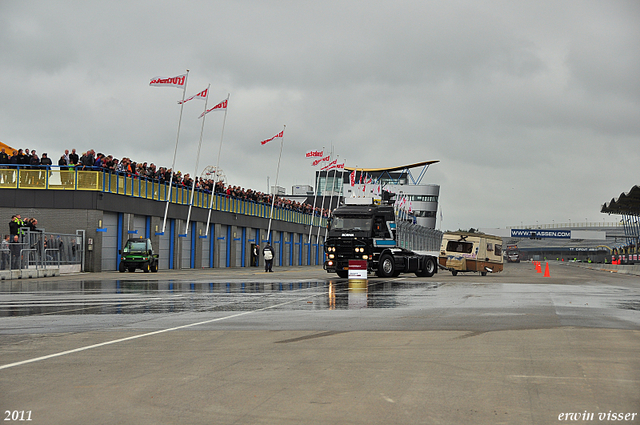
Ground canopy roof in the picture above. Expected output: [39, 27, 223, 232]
[601, 185, 640, 216]
[344, 160, 439, 173]
[0, 141, 15, 153]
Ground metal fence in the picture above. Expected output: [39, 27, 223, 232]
[397, 220, 443, 252]
[1, 229, 83, 271]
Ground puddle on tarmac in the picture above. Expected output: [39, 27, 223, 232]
[0, 279, 439, 316]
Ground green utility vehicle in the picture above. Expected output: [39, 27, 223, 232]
[119, 238, 159, 273]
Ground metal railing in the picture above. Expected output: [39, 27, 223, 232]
[0, 230, 82, 271]
[0, 166, 328, 227]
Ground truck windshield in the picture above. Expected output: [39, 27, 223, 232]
[331, 216, 372, 232]
[124, 241, 147, 252]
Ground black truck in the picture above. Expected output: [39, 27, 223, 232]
[323, 198, 441, 278]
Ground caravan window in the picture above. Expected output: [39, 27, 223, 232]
[495, 244, 502, 256]
[445, 241, 473, 254]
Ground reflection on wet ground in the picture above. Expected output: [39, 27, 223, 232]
[0, 279, 439, 316]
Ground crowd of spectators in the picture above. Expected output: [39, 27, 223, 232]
[0, 146, 330, 218]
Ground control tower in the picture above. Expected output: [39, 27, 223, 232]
[316, 160, 440, 229]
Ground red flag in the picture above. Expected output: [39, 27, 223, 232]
[149, 74, 187, 89]
[178, 87, 209, 104]
[260, 130, 284, 145]
[350, 170, 355, 186]
[199, 98, 228, 118]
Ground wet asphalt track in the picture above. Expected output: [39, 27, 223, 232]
[0, 262, 639, 424]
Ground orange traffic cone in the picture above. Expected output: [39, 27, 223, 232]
[536, 261, 541, 273]
[544, 262, 550, 277]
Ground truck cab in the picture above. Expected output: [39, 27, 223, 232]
[324, 199, 437, 278]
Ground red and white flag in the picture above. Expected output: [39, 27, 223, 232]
[311, 154, 331, 167]
[321, 159, 338, 171]
[199, 98, 228, 118]
[350, 170, 355, 186]
[149, 73, 187, 89]
[260, 129, 284, 145]
[178, 87, 209, 104]
[305, 150, 323, 158]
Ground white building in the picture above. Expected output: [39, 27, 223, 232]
[316, 160, 441, 229]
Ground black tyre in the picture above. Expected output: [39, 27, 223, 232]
[143, 262, 150, 273]
[151, 261, 158, 273]
[451, 270, 458, 276]
[377, 254, 395, 278]
[415, 257, 436, 277]
[336, 270, 348, 279]
[128, 266, 136, 273]
[118, 262, 126, 273]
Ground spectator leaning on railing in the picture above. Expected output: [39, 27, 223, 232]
[4, 145, 333, 218]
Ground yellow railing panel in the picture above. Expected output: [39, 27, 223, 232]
[48, 170, 76, 190]
[18, 170, 48, 189]
[0, 170, 18, 189]
[76, 171, 100, 190]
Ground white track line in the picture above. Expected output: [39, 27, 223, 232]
[0, 292, 324, 371]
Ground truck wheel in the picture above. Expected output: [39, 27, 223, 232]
[416, 257, 436, 277]
[377, 254, 395, 278]
[451, 270, 458, 276]
[336, 270, 348, 279]
[118, 262, 126, 273]
[128, 266, 136, 273]
[151, 261, 158, 273]
[143, 262, 150, 273]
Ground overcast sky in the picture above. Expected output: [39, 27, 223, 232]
[1, 1, 638, 230]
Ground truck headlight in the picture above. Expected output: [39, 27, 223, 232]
[327, 261, 334, 266]
[362, 255, 369, 260]
[328, 254, 335, 259]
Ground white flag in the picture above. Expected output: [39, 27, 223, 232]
[178, 87, 209, 104]
[149, 74, 187, 89]
[199, 98, 228, 118]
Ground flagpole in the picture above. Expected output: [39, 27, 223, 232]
[266, 125, 285, 243]
[316, 146, 333, 244]
[184, 84, 211, 236]
[205, 93, 230, 236]
[323, 154, 339, 241]
[307, 146, 324, 259]
[162, 69, 189, 234]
